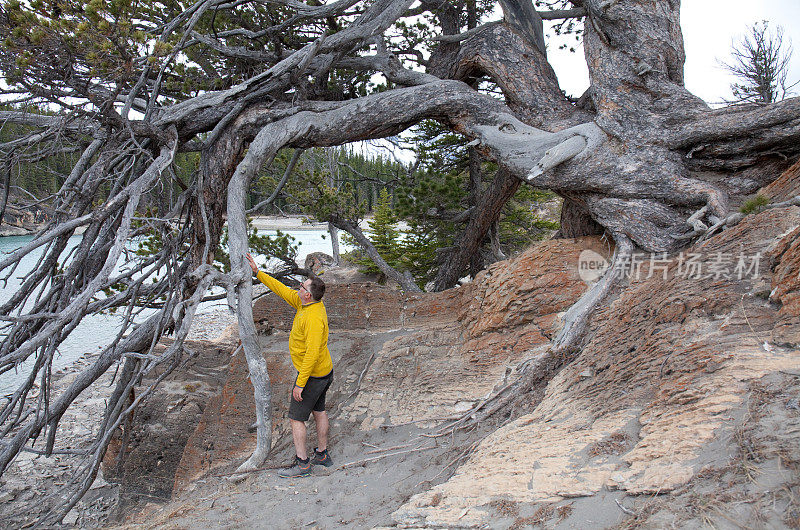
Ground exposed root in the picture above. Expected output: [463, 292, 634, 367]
[766, 194, 800, 209]
[340, 444, 438, 469]
[230, 450, 270, 482]
[615, 498, 636, 516]
[552, 232, 633, 354]
[675, 206, 745, 243]
[416, 439, 481, 487]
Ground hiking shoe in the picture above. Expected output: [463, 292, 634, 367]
[311, 447, 333, 467]
[278, 456, 312, 478]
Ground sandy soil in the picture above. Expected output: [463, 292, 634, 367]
[127, 415, 487, 529]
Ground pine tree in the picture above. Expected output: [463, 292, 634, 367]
[722, 21, 795, 103]
[347, 188, 403, 278]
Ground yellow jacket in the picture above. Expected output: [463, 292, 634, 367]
[256, 271, 332, 387]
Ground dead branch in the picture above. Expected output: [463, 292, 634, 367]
[340, 444, 438, 469]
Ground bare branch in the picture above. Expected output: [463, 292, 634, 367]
[539, 7, 587, 20]
[433, 21, 502, 43]
[247, 149, 305, 214]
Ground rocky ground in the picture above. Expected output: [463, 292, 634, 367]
[5, 202, 799, 528]
[2, 166, 799, 528]
[0, 311, 239, 528]
[113, 169, 798, 528]
[0, 353, 119, 527]
[395, 205, 800, 528]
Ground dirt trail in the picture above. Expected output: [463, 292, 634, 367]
[120, 329, 497, 529]
[111, 238, 603, 528]
[135, 419, 484, 529]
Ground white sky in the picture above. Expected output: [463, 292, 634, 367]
[548, 0, 800, 104]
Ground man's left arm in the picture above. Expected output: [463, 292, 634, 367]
[246, 253, 301, 309]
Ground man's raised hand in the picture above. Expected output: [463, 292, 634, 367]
[245, 253, 259, 274]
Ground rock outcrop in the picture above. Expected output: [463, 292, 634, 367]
[105, 165, 800, 529]
[762, 158, 800, 204]
[0, 197, 52, 236]
[392, 206, 800, 528]
[769, 223, 800, 347]
[344, 237, 607, 428]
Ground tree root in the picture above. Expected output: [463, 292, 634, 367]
[675, 201, 747, 243]
[766, 194, 800, 209]
[231, 448, 270, 481]
[552, 232, 632, 354]
[340, 444, 438, 469]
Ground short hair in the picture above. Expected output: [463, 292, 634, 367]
[309, 277, 325, 301]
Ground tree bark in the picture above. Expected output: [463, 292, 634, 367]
[328, 222, 341, 266]
[449, 22, 588, 129]
[488, 220, 505, 262]
[226, 145, 274, 474]
[0, 163, 9, 227]
[554, 197, 604, 238]
[194, 128, 245, 268]
[467, 147, 484, 278]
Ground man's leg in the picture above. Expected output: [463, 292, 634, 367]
[279, 418, 312, 478]
[290, 419, 308, 460]
[311, 410, 329, 451]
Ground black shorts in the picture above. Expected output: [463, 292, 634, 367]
[288, 371, 333, 421]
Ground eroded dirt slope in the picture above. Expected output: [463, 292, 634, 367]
[394, 206, 800, 528]
[117, 238, 603, 528]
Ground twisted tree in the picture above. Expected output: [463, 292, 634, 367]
[1, 0, 799, 522]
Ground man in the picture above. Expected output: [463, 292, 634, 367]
[245, 253, 334, 478]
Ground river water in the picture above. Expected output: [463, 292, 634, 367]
[0, 228, 340, 395]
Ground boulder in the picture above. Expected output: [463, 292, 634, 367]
[304, 251, 336, 274]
